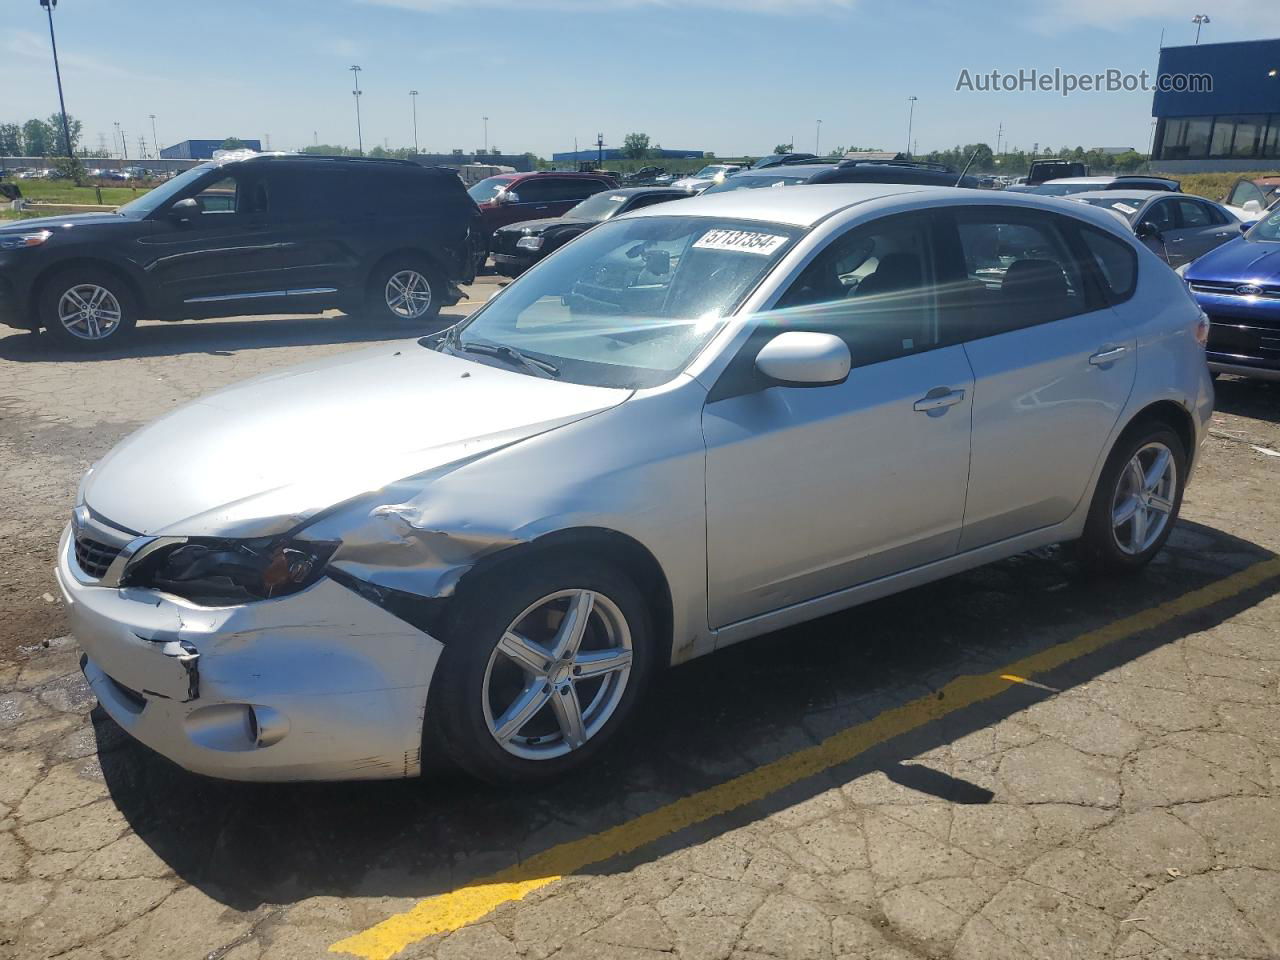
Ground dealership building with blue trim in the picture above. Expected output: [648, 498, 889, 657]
[1151, 38, 1280, 172]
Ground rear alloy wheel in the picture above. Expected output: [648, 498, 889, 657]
[367, 259, 443, 324]
[429, 557, 653, 783]
[39, 269, 137, 350]
[1079, 423, 1186, 574]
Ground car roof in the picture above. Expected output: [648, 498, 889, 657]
[730, 164, 836, 179]
[1046, 176, 1116, 185]
[607, 186, 688, 197]
[620, 183, 940, 226]
[1067, 190, 1169, 201]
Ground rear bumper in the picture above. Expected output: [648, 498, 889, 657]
[55, 524, 442, 782]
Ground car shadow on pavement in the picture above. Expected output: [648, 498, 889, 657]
[1213, 375, 1280, 425]
[0, 311, 465, 363]
[92, 520, 1278, 913]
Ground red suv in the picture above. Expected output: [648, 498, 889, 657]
[467, 172, 618, 245]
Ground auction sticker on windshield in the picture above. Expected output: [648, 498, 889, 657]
[693, 229, 789, 255]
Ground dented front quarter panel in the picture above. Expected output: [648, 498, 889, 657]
[303, 373, 714, 663]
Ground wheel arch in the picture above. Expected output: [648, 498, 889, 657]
[457, 526, 676, 670]
[364, 247, 447, 295]
[1116, 398, 1196, 461]
[30, 257, 150, 328]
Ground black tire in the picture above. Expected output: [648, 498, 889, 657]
[1078, 421, 1187, 575]
[427, 555, 655, 784]
[38, 266, 137, 350]
[365, 257, 444, 324]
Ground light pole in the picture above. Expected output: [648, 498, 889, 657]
[906, 96, 917, 157]
[483, 116, 489, 154]
[349, 65, 363, 155]
[149, 114, 159, 158]
[39, 0, 75, 165]
[815, 119, 822, 156]
[1192, 14, 1210, 44]
[409, 90, 419, 155]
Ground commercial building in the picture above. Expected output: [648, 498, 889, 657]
[1151, 38, 1280, 172]
[160, 139, 263, 160]
[551, 148, 705, 165]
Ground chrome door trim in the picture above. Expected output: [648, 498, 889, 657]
[183, 287, 337, 305]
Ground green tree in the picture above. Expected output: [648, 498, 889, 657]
[773, 143, 793, 154]
[22, 119, 52, 157]
[46, 113, 82, 156]
[219, 136, 248, 150]
[622, 132, 651, 160]
[301, 144, 357, 156]
[0, 123, 20, 156]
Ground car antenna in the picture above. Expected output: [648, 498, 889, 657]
[955, 149, 979, 187]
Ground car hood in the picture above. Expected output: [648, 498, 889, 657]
[495, 217, 593, 235]
[0, 211, 134, 234]
[1186, 237, 1280, 284]
[82, 343, 629, 538]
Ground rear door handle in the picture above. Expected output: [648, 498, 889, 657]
[1089, 345, 1128, 365]
[913, 387, 966, 412]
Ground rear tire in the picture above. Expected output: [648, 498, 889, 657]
[365, 258, 443, 324]
[427, 556, 654, 784]
[1078, 422, 1186, 575]
[39, 267, 137, 350]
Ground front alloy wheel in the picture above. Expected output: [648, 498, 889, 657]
[483, 589, 634, 760]
[58, 284, 123, 341]
[39, 267, 138, 350]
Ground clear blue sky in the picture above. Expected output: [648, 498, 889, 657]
[5, 0, 1279, 159]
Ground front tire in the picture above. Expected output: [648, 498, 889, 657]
[1079, 422, 1186, 574]
[366, 258, 443, 324]
[428, 556, 654, 784]
[39, 268, 137, 350]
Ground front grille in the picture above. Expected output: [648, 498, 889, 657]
[74, 535, 122, 579]
[1190, 281, 1280, 299]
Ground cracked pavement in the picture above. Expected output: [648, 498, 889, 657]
[2, 291, 1279, 960]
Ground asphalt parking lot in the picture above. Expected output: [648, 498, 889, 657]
[2, 277, 1279, 960]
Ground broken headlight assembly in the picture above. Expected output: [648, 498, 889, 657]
[122, 537, 339, 606]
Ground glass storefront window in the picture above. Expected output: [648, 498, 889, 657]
[1157, 116, 1213, 160]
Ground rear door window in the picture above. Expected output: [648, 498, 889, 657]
[1077, 225, 1138, 304]
[1175, 199, 1213, 229]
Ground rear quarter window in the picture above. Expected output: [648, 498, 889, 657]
[1077, 225, 1138, 304]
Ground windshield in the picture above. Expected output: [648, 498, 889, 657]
[565, 192, 630, 222]
[1069, 196, 1146, 222]
[1246, 207, 1280, 242]
[703, 174, 812, 195]
[116, 163, 215, 215]
[691, 165, 728, 179]
[467, 176, 512, 203]
[437, 215, 801, 388]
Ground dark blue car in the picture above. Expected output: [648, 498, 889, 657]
[1184, 211, 1280, 381]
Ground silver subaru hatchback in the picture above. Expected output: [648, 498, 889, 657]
[56, 185, 1214, 783]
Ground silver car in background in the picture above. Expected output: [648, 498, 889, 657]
[56, 185, 1213, 783]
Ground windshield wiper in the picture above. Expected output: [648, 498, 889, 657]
[452, 338, 560, 379]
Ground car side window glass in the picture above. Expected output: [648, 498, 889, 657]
[195, 176, 239, 214]
[1077, 226, 1138, 304]
[772, 214, 941, 369]
[1201, 202, 1229, 226]
[627, 193, 676, 211]
[1146, 200, 1176, 231]
[1229, 182, 1263, 207]
[941, 209, 1088, 342]
[1176, 199, 1212, 229]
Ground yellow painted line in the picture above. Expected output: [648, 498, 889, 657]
[1000, 673, 1061, 692]
[331, 557, 1280, 960]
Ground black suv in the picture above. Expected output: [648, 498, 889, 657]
[0, 153, 481, 349]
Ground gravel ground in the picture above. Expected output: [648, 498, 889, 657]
[1, 291, 1278, 960]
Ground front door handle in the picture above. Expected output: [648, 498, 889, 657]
[913, 387, 966, 412]
[1089, 345, 1128, 365]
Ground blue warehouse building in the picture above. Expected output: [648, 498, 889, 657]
[160, 139, 264, 160]
[1151, 38, 1280, 172]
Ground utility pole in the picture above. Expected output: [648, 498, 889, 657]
[596, 132, 604, 169]
[136, 135, 146, 160]
[349, 65, 363, 155]
[39, 0, 76, 165]
[409, 90, 419, 155]
[483, 116, 489, 153]
[906, 96, 917, 157]
[149, 114, 159, 158]
[815, 119, 822, 155]
[120, 126, 128, 160]
[996, 121, 1003, 156]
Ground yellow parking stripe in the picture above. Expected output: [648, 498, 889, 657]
[330, 557, 1280, 960]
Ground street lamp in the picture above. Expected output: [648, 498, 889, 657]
[1192, 14, 1210, 44]
[409, 90, 419, 155]
[483, 116, 489, 154]
[906, 96, 918, 157]
[815, 119, 822, 156]
[149, 114, 159, 158]
[349, 65, 364, 155]
[39, 0, 75, 166]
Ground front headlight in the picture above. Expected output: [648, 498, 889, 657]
[0, 230, 52, 251]
[515, 235, 544, 251]
[123, 537, 338, 606]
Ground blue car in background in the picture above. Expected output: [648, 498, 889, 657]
[1184, 209, 1280, 381]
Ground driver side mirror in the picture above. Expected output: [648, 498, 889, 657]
[755, 332, 850, 387]
[500, 190, 521, 205]
[1241, 199, 1263, 214]
[168, 197, 202, 223]
[1135, 221, 1162, 241]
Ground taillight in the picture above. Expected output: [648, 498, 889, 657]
[1194, 311, 1210, 348]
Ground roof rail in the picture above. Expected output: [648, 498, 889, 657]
[837, 158, 955, 173]
[239, 153, 421, 168]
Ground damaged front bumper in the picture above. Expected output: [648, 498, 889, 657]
[55, 525, 443, 782]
